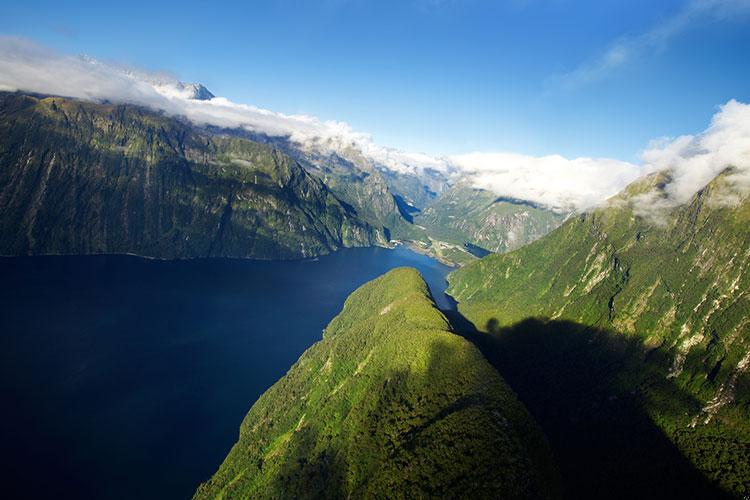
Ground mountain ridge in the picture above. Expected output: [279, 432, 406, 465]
[0, 92, 383, 259]
[194, 267, 561, 499]
[448, 170, 750, 496]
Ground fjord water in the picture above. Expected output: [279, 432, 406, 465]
[0, 247, 452, 499]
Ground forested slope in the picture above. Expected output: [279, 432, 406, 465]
[0, 93, 380, 259]
[196, 268, 560, 499]
[449, 171, 750, 497]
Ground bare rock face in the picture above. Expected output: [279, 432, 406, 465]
[181, 83, 215, 101]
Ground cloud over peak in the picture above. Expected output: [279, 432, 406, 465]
[640, 99, 750, 206]
[449, 152, 645, 211]
[0, 36, 466, 182]
[453, 100, 750, 213]
[0, 36, 748, 214]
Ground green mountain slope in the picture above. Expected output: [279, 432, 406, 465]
[0, 93, 380, 259]
[195, 268, 560, 499]
[416, 185, 566, 254]
[232, 129, 427, 242]
[379, 165, 448, 213]
[448, 171, 750, 496]
[295, 146, 423, 240]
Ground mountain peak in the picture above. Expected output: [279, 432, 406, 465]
[151, 80, 215, 101]
[181, 83, 214, 101]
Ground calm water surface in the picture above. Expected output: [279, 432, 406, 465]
[0, 246, 452, 499]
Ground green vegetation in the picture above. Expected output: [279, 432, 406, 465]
[463, 317, 737, 499]
[416, 184, 566, 254]
[293, 145, 425, 242]
[195, 268, 561, 499]
[6, 91, 749, 497]
[448, 171, 750, 497]
[0, 92, 568, 264]
[402, 238, 479, 267]
[0, 92, 381, 259]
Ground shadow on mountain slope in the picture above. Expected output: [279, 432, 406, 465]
[441, 311, 733, 500]
[393, 194, 421, 223]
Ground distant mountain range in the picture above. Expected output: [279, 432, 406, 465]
[2, 84, 746, 498]
[416, 184, 568, 254]
[0, 93, 380, 259]
[0, 89, 564, 262]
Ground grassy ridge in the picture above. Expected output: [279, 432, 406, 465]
[195, 268, 561, 499]
[448, 171, 750, 496]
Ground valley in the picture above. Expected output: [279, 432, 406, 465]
[1, 21, 748, 499]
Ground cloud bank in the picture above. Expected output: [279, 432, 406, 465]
[640, 99, 750, 207]
[1, 36, 748, 213]
[453, 101, 750, 213]
[0, 36, 459, 177]
[449, 153, 645, 211]
[0, 38, 382, 155]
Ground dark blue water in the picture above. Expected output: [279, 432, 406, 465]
[0, 246, 452, 500]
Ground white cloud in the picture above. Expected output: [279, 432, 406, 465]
[0, 37, 173, 106]
[451, 100, 750, 213]
[0, 36, 450, 177]
[0, 36, 747, 214]
[558, 0, 750, 89]
[363, 146, 455, 174]
[450, 152, 645, 211]
[0, 36, 643, 211]
[639, 99, 750, 207]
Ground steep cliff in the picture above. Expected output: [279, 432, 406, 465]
[0, 93, 380, 259]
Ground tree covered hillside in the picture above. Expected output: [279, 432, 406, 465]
[0, 93, 381, 259]
[195, 268, 561, 499]
[416, 184, 566, 254]
[448, 170, 750, 497]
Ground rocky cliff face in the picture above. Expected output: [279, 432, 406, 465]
[0, 93, 381, 259]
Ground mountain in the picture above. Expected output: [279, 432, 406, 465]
[290, 145, 425, 240]
[195, 268, 561, 499]
[181, 83, 215, 101]
[416, 184, 567, 254]
[0, 92, 381, 259]
[378, 164, 449, 212]
[149, 79, 216, 100]
[212, 128, 438, 241]
[448, 171, 750, 497]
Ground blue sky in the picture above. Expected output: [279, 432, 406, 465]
[1, 0, 749, 161]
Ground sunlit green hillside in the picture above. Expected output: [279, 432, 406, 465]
[195, 268, 560, 499]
